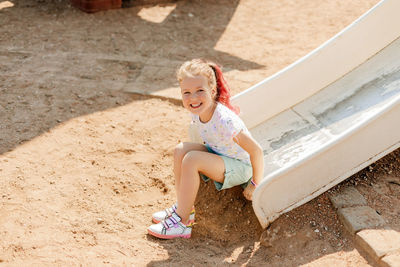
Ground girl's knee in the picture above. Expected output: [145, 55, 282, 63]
[181, 151, 200, 169]
[174, 142, 198, 160]
[174, 142, 185, 160]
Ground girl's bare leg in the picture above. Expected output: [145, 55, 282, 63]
[173, 142, 207, 194]
[175, 151, 225, 224]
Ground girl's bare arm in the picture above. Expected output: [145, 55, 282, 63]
[234, 131, 264, 200]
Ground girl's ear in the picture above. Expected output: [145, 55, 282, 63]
[211, 87, 217, 99]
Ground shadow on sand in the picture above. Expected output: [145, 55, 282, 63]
[0, 0, 263, 155]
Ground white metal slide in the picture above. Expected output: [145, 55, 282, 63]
[231, 0, 400, 228]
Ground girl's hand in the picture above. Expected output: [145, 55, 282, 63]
[243, 183, 256, 201]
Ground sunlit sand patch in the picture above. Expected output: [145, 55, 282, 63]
[137, 4, 176, 24]
[223, 246, 244, 264]
[300, 249, 371, 266]
[0, 1, 14, 10]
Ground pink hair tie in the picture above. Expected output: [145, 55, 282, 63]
[250, 179, 257, 187]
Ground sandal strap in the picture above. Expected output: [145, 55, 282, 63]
[165, 208, 172, 217]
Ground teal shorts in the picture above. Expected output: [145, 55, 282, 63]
[200, 145, 253, 191]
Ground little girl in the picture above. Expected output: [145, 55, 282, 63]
[147, 59, 264, 239]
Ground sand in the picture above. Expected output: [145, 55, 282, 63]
[2, 0, 399, 266]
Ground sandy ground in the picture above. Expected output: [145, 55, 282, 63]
[1, 0, 399, 266]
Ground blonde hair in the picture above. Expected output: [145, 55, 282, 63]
[177, 59, 217, 91]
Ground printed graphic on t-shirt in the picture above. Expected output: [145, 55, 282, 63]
[191, 103, 251, 164]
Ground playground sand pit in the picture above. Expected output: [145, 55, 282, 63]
[1, 0, 399, 265]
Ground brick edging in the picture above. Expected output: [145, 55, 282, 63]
[329, 187, 400, 267]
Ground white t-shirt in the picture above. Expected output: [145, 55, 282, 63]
[191, 103, 251, 164]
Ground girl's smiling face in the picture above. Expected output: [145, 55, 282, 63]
[180, 75, 217, 123]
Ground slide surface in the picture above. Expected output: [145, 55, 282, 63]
[231, 0, 400, 228]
